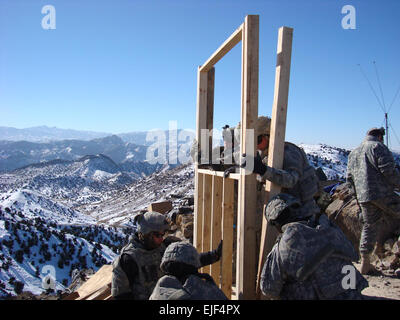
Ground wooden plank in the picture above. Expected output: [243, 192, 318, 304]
[199, 23, 243, 73]
[256, 26, 293, 298]
[221, 177, 234, 298]
[194, 172, 204, 251]
[194, 66, 214, 248]
[148, 201, 172, 214]
[236, 15, 259, 300]
[197, 168, 240, 180]
[210, 176, 223, 284]
[201, 174, 213, 274]
[62, 291, 80, 300]
[76, 264, 113, 299]
[81, 284, 111, 300]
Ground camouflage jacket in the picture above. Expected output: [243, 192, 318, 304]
[260, 215, 368, 300]
[111, 236, 166, 299]
[347, 135, 400, 203]
[149, 274, 228, 300]
[260, 142, 319, 208]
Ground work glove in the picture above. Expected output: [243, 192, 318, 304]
[214, 240, 223, 261]
[223, 166, 237, 178]
[240, 153, 267, 176]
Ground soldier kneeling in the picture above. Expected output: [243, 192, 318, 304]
[260, 193, 369, 300]
[150, 242, 228, 300]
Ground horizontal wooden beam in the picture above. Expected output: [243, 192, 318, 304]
[199, 23, 243, 73]
[197, 168, 240, 180]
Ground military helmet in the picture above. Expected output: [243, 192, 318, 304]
[134, 211, 170, 235]
[233, 116, 271, 146]
[367, 127, 385, 137]
[264, 193, 302, 224]
[255, 116, 271, 138]
[160, 241, 200, 270]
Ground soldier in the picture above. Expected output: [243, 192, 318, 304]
[346, 127, 400, 274]
[111, 211, 222, 300]
[149, 242, 228, 300]
[260, 193, 368, 300]
[240, 116, 320, 216]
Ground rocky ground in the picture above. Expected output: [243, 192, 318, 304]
[324, 182, 400, 300]
[356, 264, 400, 300]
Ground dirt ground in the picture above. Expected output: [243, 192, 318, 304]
[354, 263, 400, 300]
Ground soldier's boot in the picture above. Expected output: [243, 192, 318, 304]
[360, 253, 378, 275]
[373, 244, 385, 260]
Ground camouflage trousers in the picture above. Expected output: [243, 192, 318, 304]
[359, 194, 400, 254]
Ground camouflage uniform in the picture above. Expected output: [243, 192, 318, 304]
[347, 134, 400, 254]
[111, 212, 221, 300]
[112, 235, 166, 299]
[260, 201, 368, 300]
[149, 242, 227, 300]
[260, 142, 320, 215]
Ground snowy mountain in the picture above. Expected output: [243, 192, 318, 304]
[79, 163, 195, 226]
[0, 192, 129, 298]
[0, 154, 163, 207]
[299, 144, 350, 180]
[0, 126, 110, 143]
[0, 135, 148, 172]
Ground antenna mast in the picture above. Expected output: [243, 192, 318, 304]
[385, 112, 389, 146]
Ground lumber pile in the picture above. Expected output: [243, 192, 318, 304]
[63, 265, 113, 300]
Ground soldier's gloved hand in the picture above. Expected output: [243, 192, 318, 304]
[214, 240, 223, 261]
[240, 153, 267, 175]
[223, 166, 237, 178]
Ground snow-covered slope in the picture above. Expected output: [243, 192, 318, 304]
[0, 192, 129, 298]
[300, 144, 350, 180]
[79, 163, 194, 226]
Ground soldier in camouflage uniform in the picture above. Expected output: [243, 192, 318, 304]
[346, 127, 400, 274]
[241, 117, 320, 216]
[111, 211, 222, 300]
[149, 242, 228, 300]
[260, 193, 368, 300]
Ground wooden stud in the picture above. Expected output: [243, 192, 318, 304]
[201, 174, 213, 274]
[256, 26, 293, 297]
[210, 175, 223, 284]
[199, 24, 243, 73]
[194, 172, 204, 251]
[221, 177, 234, 298]
[194, 66, 214, 249]
[236, 15, 259, 300]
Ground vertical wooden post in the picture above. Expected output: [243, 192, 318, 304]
[194, 67, 215, 251]
[221, 177, 234, 298]
[210, 175, 223, 283]
[195, 173, 204, 251]
[236, 15, 259, 300]
[256, 26, 293, 297]
[202, 175, 212, 274]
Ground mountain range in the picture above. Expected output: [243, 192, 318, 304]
[1, 127, 400, 298]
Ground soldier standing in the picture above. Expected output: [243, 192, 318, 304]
[241, 116, 320, 216]
[346, 127, 400, 274]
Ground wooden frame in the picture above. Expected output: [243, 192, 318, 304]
[256, 26, 293, 297]
[194, 15, 293, 300]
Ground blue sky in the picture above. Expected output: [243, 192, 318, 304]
[1, 0, 400, 150]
